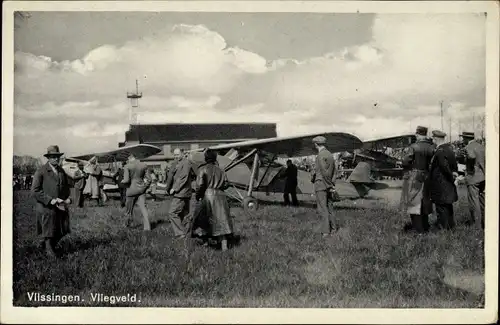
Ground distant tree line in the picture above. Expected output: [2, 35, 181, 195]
[13, 155, 42, 175]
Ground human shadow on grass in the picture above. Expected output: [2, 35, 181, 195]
[191, 233, 245, 251]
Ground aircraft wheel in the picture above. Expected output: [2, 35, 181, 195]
[101, 191, 108, 203]
[243, 196, 258, 212]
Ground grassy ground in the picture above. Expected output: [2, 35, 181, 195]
[12, 183, 485, 307]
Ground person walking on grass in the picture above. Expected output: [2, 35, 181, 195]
[121, 153, 152, 231]
[311, 135, 338, 237]
[428, 130, 459, 230]
[193, 149, 234, 251]
[166, 148, 196, 239]
[32, 145, 72, 259]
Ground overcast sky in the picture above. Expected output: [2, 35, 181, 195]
[13, 12, 485, 157]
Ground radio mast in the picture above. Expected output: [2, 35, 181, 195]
[127, 79, 142, 125]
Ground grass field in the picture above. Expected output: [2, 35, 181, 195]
[12, 183, 485, 308]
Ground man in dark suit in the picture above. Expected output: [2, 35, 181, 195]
[461, 131, 486, 228]
[311, 136, 338, 237]
[428, 130, 459, 230]
[283, 159, 299, 206]
[121, 153, 152, 231]
[32, 145, 72, 258]
[114, 165, 127, 208]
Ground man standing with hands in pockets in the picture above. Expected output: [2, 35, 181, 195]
[32, 145, 72, 259]
[311, 136, 338, 237]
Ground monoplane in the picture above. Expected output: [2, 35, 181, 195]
[180, 132, 391, 211]
[340, 134, 417, 179]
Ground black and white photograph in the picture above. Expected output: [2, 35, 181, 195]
[2, 1, 498, 324]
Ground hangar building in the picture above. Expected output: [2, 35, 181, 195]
[118, 123, 277, 172]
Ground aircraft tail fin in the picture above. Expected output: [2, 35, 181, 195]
[346, 162, 389, 197]
[347, 162, 373, 183]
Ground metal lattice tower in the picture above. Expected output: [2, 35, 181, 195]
[127, 79, 142, 125]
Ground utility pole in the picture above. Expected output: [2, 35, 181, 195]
[440, 100, 444, 131]
[449, 116, 452, 142]
[472, 113, 475, 135]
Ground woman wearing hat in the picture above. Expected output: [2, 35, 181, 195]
[193, 149, 234, 251]
[31, 145, 72, 258]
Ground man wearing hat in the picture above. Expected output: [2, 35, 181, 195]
[31, 145, 72, 258]
[311, 135, 338, 237]
[428, 130, 459, 230]
[460, 131, 485, 228]
[400, 126, 435, 233]
[72, 161, 88, 208]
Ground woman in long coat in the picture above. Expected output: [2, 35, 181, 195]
[83, 156, 103, 206]
[193, 149, 234, 251]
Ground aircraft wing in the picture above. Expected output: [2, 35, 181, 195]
[202, 132, 363, 157]
[362, 134, 416, 151]
[69, 144, 162, 163]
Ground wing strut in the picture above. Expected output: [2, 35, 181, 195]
[256, 153, 277, 188]
[247, 151, 260, 197]
[224, 148, 257, 173]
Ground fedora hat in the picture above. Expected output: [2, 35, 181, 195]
[43, 145, 64, 158]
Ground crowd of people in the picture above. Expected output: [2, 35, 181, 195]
[30, 145, 235, 258]
[29, 125, 485, 258]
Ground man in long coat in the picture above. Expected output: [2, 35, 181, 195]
[166, 148, 196, 238]
[32, 145, 72, 258]
[428, 130, 459, 230]
[311, 136, 338, 237]
[461, 131, 486, 228]
[283, 159, 299, 206]
[121, 153, 152, 231]
[400, 126, 435, 233]
[72, 161, 88, 208]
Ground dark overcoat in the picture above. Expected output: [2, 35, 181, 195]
[399, 138, 435, 215]
[193, 163, 233, 237]
[428, 143, 459, 204]
[32, 162, 71, 239]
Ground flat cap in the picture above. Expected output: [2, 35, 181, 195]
[312, 136, 326, 144]
[431, 130, 446, 138]
[460, 131, 475, 138]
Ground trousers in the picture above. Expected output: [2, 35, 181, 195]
[316, 190, 338, 234]
[125, 194, 150, 230]
[168, 197, 191, 237]
[435, 203, 455, 230]
[467, 181, 485, 228]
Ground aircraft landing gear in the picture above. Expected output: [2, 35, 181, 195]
[243, 196, 258, 212]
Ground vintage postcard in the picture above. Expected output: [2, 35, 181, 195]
[1, 1, 498, 324]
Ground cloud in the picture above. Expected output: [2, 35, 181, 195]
[14, 14, 486, 157]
